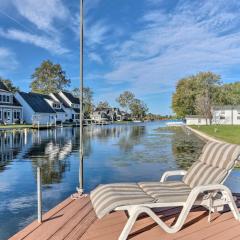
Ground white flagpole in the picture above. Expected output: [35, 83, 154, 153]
[77, 0, 84, 194]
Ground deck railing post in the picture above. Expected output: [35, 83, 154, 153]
[37, 167, 42, 223]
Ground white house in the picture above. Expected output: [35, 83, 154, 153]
[185, 115, 211, 125]
[50, 91, 80, 122]
[0, 81, 23, 124]
[212, 105, 240, 125]
[15, 92, 58, 125]
[43, 95, 67, 123]
[185, 105, 240, 125]
[91, 107, 124, 122]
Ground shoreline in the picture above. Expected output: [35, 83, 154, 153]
[185, 126, 226, 143]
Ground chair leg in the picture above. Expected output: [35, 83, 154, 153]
[118, 209, 140, 240]
[224, 191, 240, 221]
[118, 205, 191, 240]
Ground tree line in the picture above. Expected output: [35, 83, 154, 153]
[0, 60, 154, 120]
[172, 71, 240, 123]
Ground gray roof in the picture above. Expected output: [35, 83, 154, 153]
[18, 92, 56, 113]
[185, 115, 205, 119]
[52, 93, 70, 108]
[62, 91, 80, 104]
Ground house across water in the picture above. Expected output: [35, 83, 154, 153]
[15, 90, 81, 125]
[91, 107, 130, 122]
[0, 82, 23, 124]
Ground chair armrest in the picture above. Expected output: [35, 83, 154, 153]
[160, 170, 187, 182]
[190, 184, 231, 195]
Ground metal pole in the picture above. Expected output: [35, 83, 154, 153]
[77, 0, 84, 194]
[37, 167, 42, 223]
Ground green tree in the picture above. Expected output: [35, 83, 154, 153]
[130, 99, 148, 119]
[30, 60, 71, 94]
[72, 87, 94, 116]
[194, 72, 221, 124]
[116, 91, 135, 113]
[172, 76, 199, 118]
[0, 77, 19, 92]
[172, 72, 221, 122]
[216, 82, 240, 106]
[97, 101, 110, 109]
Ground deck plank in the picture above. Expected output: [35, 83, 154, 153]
[9, 197, 74, 240]
[9, 194, 240, 240]
[24, 197, 90, 240]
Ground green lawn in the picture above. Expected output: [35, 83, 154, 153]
[190, 125, 240, 144]
[0, 124, 32, 129]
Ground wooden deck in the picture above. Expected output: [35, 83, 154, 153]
[10, 194, 240, 240]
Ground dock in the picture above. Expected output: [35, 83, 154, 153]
[10, 193, 240, 240]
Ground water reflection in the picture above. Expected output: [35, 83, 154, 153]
[0, 131, 23, 172]
[117, 126, 146, 152]
[0, 126, 148, 184]
[0, 122, 239, 240]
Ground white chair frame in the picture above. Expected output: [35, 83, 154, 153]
[115, 170, 240, 240]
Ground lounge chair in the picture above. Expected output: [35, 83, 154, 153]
[90, 141, 240, 240]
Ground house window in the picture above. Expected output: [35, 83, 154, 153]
[220, 110, 225, 120]
[53, 103, 61, 109]
[0, 110, 1, 120]
[13, 110, 21, 119]
[6, 96, 9, 102]
[0, 95, 2, 102]
[3, 95, 6, 102]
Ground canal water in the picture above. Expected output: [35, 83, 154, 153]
[0, 121, 240, 239]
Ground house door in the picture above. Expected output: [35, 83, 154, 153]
[3, 110, 11, 124]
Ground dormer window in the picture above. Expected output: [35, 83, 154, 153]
[0, 94, 11, 103]
[53, 103, 61, 109]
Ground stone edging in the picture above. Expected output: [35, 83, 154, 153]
[185, 126, 226, 143]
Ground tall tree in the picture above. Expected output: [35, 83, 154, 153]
[216, 82, 240, 106]
[97, 101, 110, 109]
[194, 72, 221, 124]
[116, 91, 135, 113]
[172, 71, 221, 121]
[30, 60, 71, 94]
[0, 77, 19, 92]
[130, 99, 148, 119]
[72, 87, 94, 116]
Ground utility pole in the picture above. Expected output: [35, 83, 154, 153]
[77, 0, 84, 195]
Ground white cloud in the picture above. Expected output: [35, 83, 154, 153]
[86, 20, 110, 48]
[0, 28, 69, 55]
[12, 0, 69, 33]
[0, 47, 18, 73]
[88, 52, 103, 64]
[102, 0, 240, 96]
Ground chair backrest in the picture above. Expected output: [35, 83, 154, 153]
[183, 141, 240, 188]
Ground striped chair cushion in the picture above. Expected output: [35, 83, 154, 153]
[90, 183, 154, 218]
[90, 181, 191, 218]
[139, 181, 191, 203]
[183, 142, 240, 188]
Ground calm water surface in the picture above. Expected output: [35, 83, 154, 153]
[0, 121, 240, 239]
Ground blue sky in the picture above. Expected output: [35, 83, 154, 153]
[1, 0, 240, 114]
